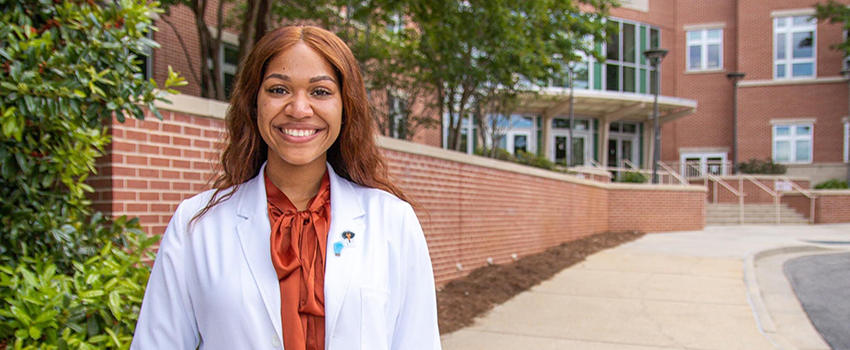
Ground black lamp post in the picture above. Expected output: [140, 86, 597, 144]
[643, 48, 668, 184]
[726, 71, 746, 175]
[842, 68, 850, 185]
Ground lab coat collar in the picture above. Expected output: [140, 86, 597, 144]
[233, 161, 365, 345]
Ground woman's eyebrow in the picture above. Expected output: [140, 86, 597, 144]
[264, 73, 290, 81]
[309, 75, 336, 84]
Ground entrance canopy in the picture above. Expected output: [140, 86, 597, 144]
[518, 87, 697, 124]
[517, 87, 698, 170]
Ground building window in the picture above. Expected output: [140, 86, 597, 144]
[686, 29, 722, 71]
[844, 121, 849, 163]
[222, 43, 239, 99]
[603, 19, 659, 94]
[388, 91, 407, 139]
[774, 16, 816, 79]
[773, 124, 813, 163]
[137, 29, 153, 80]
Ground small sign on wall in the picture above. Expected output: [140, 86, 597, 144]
[775, 180, 793, 192]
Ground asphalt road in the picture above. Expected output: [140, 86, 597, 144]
[785, 252, 850, 350]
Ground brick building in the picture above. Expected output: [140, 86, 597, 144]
[145, 0, 850, 184]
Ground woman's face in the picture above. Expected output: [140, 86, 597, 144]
[257, 43, 343, 170]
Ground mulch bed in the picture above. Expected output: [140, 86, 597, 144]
[437, 230, 646, 335]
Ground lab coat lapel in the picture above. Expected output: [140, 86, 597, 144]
[234, 163, 283, 340]
[324, 164, 365, 344]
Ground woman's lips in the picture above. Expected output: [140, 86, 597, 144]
[275, 126, 324, 144]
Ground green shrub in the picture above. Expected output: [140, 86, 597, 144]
[0, 0, 183, 268]
[515, 150, 556, 170]
[738, 158, 787, 175]
[814, 179, 849, 189]
[1, 0, 183, 347]
[0, 216, 158, 349]
[617, 171, 648, 183]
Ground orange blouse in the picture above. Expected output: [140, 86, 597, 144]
[265, 171, 331, 350]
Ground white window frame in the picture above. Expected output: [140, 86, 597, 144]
[549, 117, 593, 166]
[772, 123, 814, 164]
[773, 16, 817, 80]
[844, 121, 850, 163]
[679, 152, 728, 177]
[506, 130, 533, 155]
[686, 28, 723, 71]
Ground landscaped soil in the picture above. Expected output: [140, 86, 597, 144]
[436, 231, 646, 335]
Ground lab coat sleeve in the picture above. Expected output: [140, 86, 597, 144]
[391, 204, 442, 350]
[131, 202, 200, 349]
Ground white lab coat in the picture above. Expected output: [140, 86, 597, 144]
[131, 163, 441, 350]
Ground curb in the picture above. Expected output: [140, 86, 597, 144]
[743, 244, 847, 350]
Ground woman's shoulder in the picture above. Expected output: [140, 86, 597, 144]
[172, 185, 240, 222]
[347, 180, 413, 213]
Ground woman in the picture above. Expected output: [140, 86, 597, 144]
[131, 26, 441, 350]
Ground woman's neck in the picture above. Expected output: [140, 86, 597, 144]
[265, 155, 327, 211]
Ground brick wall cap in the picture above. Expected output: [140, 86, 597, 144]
[739, 77, 848, 88]
[784, 190, 850, 196]
[153, 92, 229, 119]
[714, 175, 809, 181]
[378, 135, 706, 192]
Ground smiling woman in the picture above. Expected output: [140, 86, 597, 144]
[131, 26, 441, 350]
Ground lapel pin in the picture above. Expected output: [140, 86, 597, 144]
[341, 231, 356, 247]
[333, 241, 344, 257]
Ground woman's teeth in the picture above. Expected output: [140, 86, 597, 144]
[281, 129, 318, 137]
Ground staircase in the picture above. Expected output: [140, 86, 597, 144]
[706, 203, 810, 225]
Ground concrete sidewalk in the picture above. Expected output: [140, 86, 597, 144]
[441, 224, 850, 350]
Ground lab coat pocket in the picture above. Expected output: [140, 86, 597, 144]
[360, 287, 390, 350]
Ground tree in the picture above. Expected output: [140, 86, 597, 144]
[409, 0, 615, 152]
[814, 0, 850, 184]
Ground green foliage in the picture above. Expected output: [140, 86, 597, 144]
[0, 217, 159, 349]
[1, 0, 182, 347]
[815, 0, 850, 56]
[475, 147, 557, 171]
[738, 158, 787, 175]
[617, 171, 648, 183]
[0, 0, 184, 270]
[814, 179, 850, 189]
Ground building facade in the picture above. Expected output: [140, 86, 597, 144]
[148, 0, 850, 184]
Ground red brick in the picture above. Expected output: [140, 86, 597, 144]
[140, 192, 160, 201]
[126, 180, 149, 189]
[172, 136, 192, 147]
[172, 159, 192, 169]
[150, 157, 170, 167]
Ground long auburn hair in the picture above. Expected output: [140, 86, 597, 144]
[194, 26, 410, 222]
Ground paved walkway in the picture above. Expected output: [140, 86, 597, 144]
[440, 224, 850, 350]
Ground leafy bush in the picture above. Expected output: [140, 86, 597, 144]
[814, 179, 849, 189]
[1, 0, 183, 347]
[0, 0, 183, 269]
[738, 158, 787, 175]
[475, 147, 558, 171]
[0, 217, 158, 349]
[616, 171, 648, 183]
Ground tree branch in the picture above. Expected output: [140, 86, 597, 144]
[161, 16, 201, 87]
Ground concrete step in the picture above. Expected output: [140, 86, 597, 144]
[705, 203, 810, 226]
[706, 218, 810, 225]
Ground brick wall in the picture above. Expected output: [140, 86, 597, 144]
[783, 191, 850, 223]
[608, 188, 706, 232]
[92, 107, 707, 286]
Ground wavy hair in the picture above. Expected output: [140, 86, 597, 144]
[194, 26, 410, 222]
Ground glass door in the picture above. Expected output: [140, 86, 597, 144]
[555, 136, 568, 165]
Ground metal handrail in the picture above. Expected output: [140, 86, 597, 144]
[658, 161, 688, 186]
[623, 159, 640, 170]
[742, 175, 781, 224]
[702, 169, 745, 224]
[777, 176, 816, 224]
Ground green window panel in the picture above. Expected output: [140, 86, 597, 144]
[640, 26, 647, 65]
[640, 68, 647, 94]
[594, 62, 603, 90]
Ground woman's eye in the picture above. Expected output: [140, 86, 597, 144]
[267, 86, 287, 94]
[313, 88, 332, 96]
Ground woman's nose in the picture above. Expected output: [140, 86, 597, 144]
[285, 92, 313, 118]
